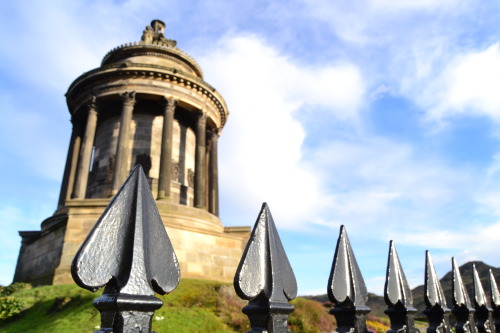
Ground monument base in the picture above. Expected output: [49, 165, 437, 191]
[14, 198, 250, 285]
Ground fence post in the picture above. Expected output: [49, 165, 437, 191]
[472, 264, 496, 333]
[423, 251, 451, 333]
[328, 225, 371, 333]
[384, 241, 419, 333]
[71, 166, 181, 333]
[451, 258, 477, 333]
[234, 203, 298, 333]
[489, 270, 500, 333]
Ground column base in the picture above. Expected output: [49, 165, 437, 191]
[157, 195, 173, 203]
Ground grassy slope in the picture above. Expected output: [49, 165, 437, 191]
[1, 279, 336, 333]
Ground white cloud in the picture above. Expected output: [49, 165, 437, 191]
[391, 221, 500, 264]
[426, 44, 500, 121]
[298, 0, 469, 47]
[198, 34, 365, 229]
[198, 33, 486, 245]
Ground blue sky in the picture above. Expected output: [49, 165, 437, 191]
[1, 0, 500, 296]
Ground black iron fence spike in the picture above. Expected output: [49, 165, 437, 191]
[385, 241, 413, 307]
[472, 264, 495, 333]
[234, 203, 297, 333]
[71, 165, 180, 333]
[452, 257, 478, 333]
[384, 241, 419, 333]
[473, 264, 488, 307]
[328, 225, 371, 333]
[489, 269, 500, 333]
[423, 251, 452, 333]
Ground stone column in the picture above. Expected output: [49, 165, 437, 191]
[194, 111, 207, 208]
[57, 123, 82, 208]
[209, 129, 219, 216]
[112, 91, 136, 195]
[158, 97, 176, 199]
[72, 97, 98, 199]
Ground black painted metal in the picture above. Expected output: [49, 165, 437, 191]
[384, 241, 419, 333]
[472, 264, 496, 333]
[66, 166, 500, 333]
[234, 203, 298, 333]
[423, 251, 452, 333]
[489, 270, 500, 333]
[328, 225, 371, 333]
[452, 258, 478, 333]
[71, 165, 181, 333]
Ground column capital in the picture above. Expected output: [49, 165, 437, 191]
[70, 117, 80, 128]
[120, 91, 136, 106]
[198, 111, 208, 122]
[87, 96, 97, 111]
[163, 97, 176, 113]
[209, 128, 220, 138]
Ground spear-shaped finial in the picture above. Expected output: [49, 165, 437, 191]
[472, 264, 495, 333]
[423, 251, 451, 333]
[327, 225, 371, 333]
[384, 241, 419, 333]
[452, 258, 477, 333]
[71, 165, 180, 333]
[489, 269, 500, 333]
[234, 203, 297, 333]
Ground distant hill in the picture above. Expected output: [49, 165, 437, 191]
[304, 261, 500, 318]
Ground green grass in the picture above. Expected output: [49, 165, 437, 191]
[0, 279, 336, 333]
[0, 284, 99, 333]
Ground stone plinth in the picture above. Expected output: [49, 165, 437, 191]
[15, 197, 249, 285]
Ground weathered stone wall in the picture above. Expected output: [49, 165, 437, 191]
[87, 115, 196, 206]
[170, 228, 246, 280]
[87, 116, 120, 198]
[22, 200, 251, 285]
[171, 120, 195, 206]
[14, 217, 66, 285]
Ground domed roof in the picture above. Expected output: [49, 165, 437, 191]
[101, 20, 204, 78]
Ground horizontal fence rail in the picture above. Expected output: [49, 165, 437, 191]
[71, 166, 500, 333]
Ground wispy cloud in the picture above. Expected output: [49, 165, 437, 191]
[426, 44, 500, 121]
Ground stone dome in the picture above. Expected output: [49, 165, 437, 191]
[101, 20, 203, 78]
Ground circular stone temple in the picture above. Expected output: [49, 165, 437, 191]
[14, 20, 250, 285]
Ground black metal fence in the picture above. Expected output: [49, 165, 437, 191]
[71, 166, 500, 333]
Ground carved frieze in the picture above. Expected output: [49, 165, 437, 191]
[105, 156, 115, 183]
[187, 168, 194, 188]
[171, 160, 179, 180]
[66, 67, 227, 127]
[120, 91, 136, 107]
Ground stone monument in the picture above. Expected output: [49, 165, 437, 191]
[14, 20, 250, 285]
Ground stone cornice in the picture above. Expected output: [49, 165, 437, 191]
[66, 63, 228, 127]
[101, 42, 203, 78]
